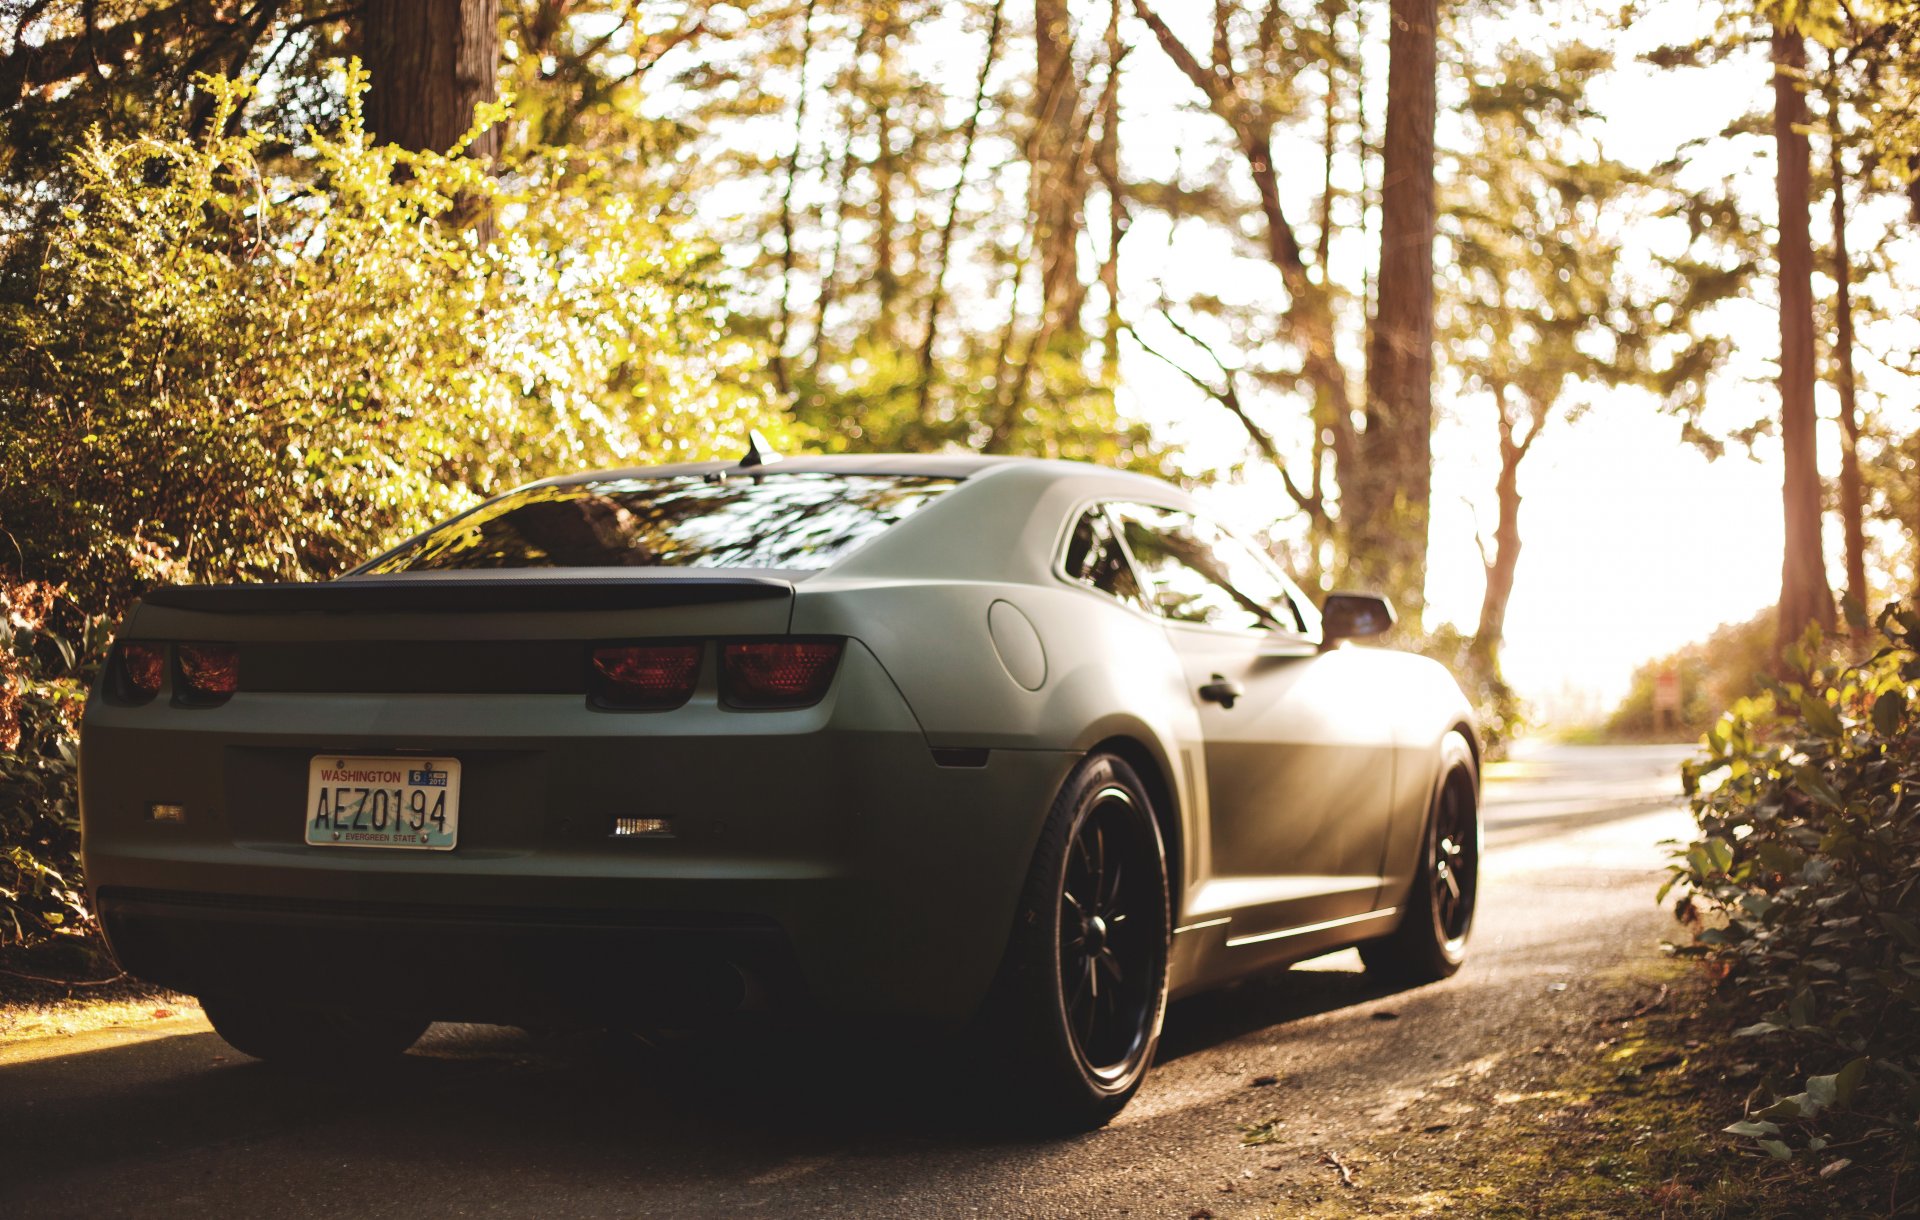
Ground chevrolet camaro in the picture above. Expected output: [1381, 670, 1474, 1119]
[80, 450, 1480, 1128]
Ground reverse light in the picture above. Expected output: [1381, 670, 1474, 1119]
[720, 640, 843, 709]
[611, 816, 674, 838]
[590, 643, 701, 710]
[116, 642, 166, 702]
[175, 643, 239, 704]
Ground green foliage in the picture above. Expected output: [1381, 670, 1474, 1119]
[1608, 610, 1776, 740]
[1, 67, 775, 613]
[0, 578, 101, 950]
[1667, 605, 1920, 1162]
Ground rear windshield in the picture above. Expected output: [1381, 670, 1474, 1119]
[361, 472, 958, 573]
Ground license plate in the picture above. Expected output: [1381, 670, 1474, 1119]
[305, 755, 461, 850]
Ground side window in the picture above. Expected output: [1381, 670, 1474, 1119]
[1062, 508, 1143, 607]
[1113, 504, 1302, 634]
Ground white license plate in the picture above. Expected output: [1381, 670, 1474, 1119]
[305, 755, 461, 850]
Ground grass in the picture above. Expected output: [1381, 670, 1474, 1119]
[1241, 961, 1910, 1218]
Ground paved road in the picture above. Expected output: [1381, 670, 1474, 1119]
[0, 743, 1699, 1219]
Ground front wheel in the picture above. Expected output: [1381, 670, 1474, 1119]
[1361, 731, 1480, 984]
[982, 753, 1170, 1132]
[200, 995, 430, 1066]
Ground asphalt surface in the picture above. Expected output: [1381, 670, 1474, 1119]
[0, 742, 1698, 1219]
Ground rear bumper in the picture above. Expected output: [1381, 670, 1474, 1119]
[81, 641, 1078, 1024]
[95, 888, 804, 1024]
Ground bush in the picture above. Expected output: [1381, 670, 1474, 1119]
[0, 579, 100, 951]
[1668, 605, 1920, 1165]
[0, 67, 777, 614]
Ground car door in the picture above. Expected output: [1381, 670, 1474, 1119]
[1109, 503, 1398, 937]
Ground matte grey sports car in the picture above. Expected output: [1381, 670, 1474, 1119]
[81, 451, 1479, 1128]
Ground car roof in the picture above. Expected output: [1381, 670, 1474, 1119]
[548, 451, 1039, 484]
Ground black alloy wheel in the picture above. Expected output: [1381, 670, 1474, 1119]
[1361, 731, 1480, 983]
[1430, 759, 1479, 948]
[1059, 784, 1163, 1081]
[986, 752, 1170, 1131]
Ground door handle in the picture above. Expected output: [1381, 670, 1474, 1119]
[1198, 674, 1244, 709]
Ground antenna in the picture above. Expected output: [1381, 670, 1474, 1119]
[740, 430, 782, 468]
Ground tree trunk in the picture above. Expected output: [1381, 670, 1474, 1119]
[1830, 106, 1867, 626]
[1472, 391, 1525, 675]
[1032, 0, 1083, 338]
[916, 0, 1006, 423]
[870, 12, 900, 345]
[361, 0, 499, 159]
[1096, 0, 1126, 384]
[1772, 27, 1837, 646]
[771, 0, 819, 398]
[1349, 0, 1437, 616]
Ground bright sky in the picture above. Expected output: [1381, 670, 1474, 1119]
[1109, 1, 1919, 724]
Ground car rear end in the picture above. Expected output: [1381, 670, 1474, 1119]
[79, 465, 1077, 1028]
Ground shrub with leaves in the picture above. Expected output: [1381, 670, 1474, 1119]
[0, 65, 777, 614]
[1668, 606, 1920, 1166]
[0, 578, 103, 950]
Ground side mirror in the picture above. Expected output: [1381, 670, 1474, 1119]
[1321, 592, 1396, 645]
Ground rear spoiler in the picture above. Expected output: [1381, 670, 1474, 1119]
[139, 575, 794, 615]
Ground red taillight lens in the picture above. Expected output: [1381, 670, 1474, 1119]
[591, 644, 702, 710]
[176, 643, 239, 703]
[117, 642, 166, 702]
[720, 640, 843, 709]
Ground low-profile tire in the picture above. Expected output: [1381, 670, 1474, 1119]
[981, 752, 1170, 1132]
[200, 995, 429, 1065]
[1361, 731, 1480, 984]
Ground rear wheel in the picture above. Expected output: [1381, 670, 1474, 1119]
[201, 995, 429, 1065]
[1361, 731, 1479, 983]
[983, 753, 1170, 1131]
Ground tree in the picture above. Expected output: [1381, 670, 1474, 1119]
[361, 0, 500, 157]
[1772, 23, 1837, 643]
[1437, 43, 1651, 679]
[1129, 0, 1442, 611]
[1347, 0, 1438, 612]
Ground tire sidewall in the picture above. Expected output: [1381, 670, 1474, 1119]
[997, 752, 1171, 1120]
[1424, 732, 1479, 969]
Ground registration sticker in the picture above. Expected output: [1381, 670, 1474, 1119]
[305, 755, 462, 850]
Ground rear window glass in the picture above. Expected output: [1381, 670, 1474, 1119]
[362, 473, 958, 573]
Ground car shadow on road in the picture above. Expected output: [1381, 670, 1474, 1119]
[1157, 959, 1404, 1064]
[1, 957, 1425, 1206]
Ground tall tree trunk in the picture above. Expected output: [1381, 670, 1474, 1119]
[916, 0, 1006, 423]
[1096, 0, 1126, 385]
[1472, 386, 1527, 676]
[1829, 94, 1867, 626]
[1032, 0, 1083, 339]
[1773, 27, 1837, 645]
[362, 0, 499, 159]
[771, 0, 819, 399]
[1348, 0, 1437, 616]
[870, 12, 900, 345]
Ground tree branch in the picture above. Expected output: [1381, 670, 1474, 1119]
[1124, 311, 1322, 519]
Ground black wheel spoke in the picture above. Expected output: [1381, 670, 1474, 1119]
[1053, 785, 1165, 1082]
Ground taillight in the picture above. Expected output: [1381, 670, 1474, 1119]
[175, 643, 239, 704]
[116, 642, 166, 702]
[720, 640, 843, 709]
[590, 643, 702, 710]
